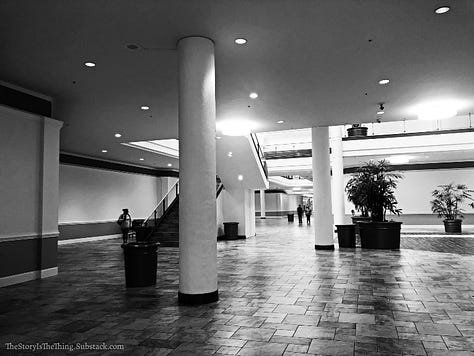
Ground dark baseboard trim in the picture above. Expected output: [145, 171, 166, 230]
[315, 244, 335, 250]
[178, 290, 218, 305]
[60, 153, 179, 177]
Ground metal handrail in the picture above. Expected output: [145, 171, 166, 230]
[142, 180, 179, 227]
[250, 133, 268, 178]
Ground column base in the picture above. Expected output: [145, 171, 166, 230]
[178, 290, 219, 305]
[315, 244, 335, 250]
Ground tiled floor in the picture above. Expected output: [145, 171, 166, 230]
[1, 219, 474, 355]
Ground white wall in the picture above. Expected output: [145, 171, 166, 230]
[344, 167, 474, 215]
[59, 165, 163, 223]
[255, 192, 301, 214]
[0, 106, 42, 237]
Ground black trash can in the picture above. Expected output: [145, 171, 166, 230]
[223, 222, 239, 240]
[335, 224, 356, 248]
[122, 242, 159, 287]
[287, 213, 294, 222]
[134, 226, 153, 242]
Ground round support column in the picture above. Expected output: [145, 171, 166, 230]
[329, 126, 345, 225]
[177, 36, 218, 304]
[312, 126, 335, 250]
[260, 189, 266, 219]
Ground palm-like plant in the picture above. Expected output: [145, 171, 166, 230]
[430, 183, 474, 221]
[345, 160, 403, 222]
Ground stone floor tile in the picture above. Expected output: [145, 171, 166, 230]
[416, 322, 462, 336]
[307, 339, 354, 355]
[1, 219, 474, 355]
[237, 341, 287, 356]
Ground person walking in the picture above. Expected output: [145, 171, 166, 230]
[304, 204, 312, 224]
[117, 208, 132, 244]
[297, 204, 304, 224]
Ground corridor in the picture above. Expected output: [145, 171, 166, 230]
[1, 219, 474, 355]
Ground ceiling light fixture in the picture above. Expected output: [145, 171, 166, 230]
[228, 152, 233, 157]
[101, 149, 108, 153]
[217, 119, 258, 136]
[435, 6, 450, 14]
[84, 62, 96, 67]
[414, 100, 460, 120]
[167, 163, 172, 167]
[249, 92, 259, 99]
[237, 174, 244, 181]
[234, 38, 247, 45]
[378, 79, 390, 85]
[139, 158, 144, 161]
[216, 136, 222, 140]
[114, 133, 122, 138]
[277, 120, 284, 124]
[377, 111, 384, 115]
[140, 106, 150, 110]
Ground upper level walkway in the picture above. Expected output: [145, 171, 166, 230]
[1, 219, 473, 355]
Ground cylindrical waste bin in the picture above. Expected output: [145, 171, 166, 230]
[335, 224, 356, 248]
[223, 222, 239, 240]
[122, 242, 159, 287]
[287, 213, 294, 222]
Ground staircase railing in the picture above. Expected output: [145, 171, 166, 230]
[142, 180, 179, 229]
[250, 133, 268, 178]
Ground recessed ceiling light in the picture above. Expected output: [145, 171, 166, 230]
[249, 92, 259, 99]
[140, 106, 150, 110]
[277, 120, 284, 124]
[216, 136, 222, 140]
[234, 38, 247, 45]
[378, 79, 390, 85]
[84, 62, 96, 67]
[139, 158, 144, 161]
[101, 149, 108, 153]
[377, 111, 385, 115]
[167, 163, 172, 167]
[435, 6, 450, 14]
[237, 174, 244, 181]
[114, 133, 122, 138]
[228, 152, 233, 157]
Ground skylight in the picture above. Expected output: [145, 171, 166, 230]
[122, 139, 179, 159]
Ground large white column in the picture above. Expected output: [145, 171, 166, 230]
[329, 126, 346, 225]
[312, 127, 335, 250]
[259, 189, 266, 218]
[178, 36, 218, 304]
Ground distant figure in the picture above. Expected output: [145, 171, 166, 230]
[351, 209, 355, 216]
[297, 205, 304, 224]
[117, 208, 132, 244]
[304, 205, 312, 224]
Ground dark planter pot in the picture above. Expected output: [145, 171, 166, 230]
[359, 221, 402, 249]
[443, 219, 462, 233]
[351, 216, 371, 236]
[287, 213, 294, 222]
[122, 242, 159, 287]
[223, 222, 239, 240]
[335, 224, 356, 248]
[347, 126, 368, 137]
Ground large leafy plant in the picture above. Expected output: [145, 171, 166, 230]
[345, 160, 403, 222]
[430, 183, 474, 220]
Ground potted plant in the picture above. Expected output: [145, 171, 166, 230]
[345, 160, 403, 249]
[347, 124, 368, 137]
[430, 183, 474, 233]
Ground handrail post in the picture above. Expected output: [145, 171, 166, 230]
[154, 210, 157, 228]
